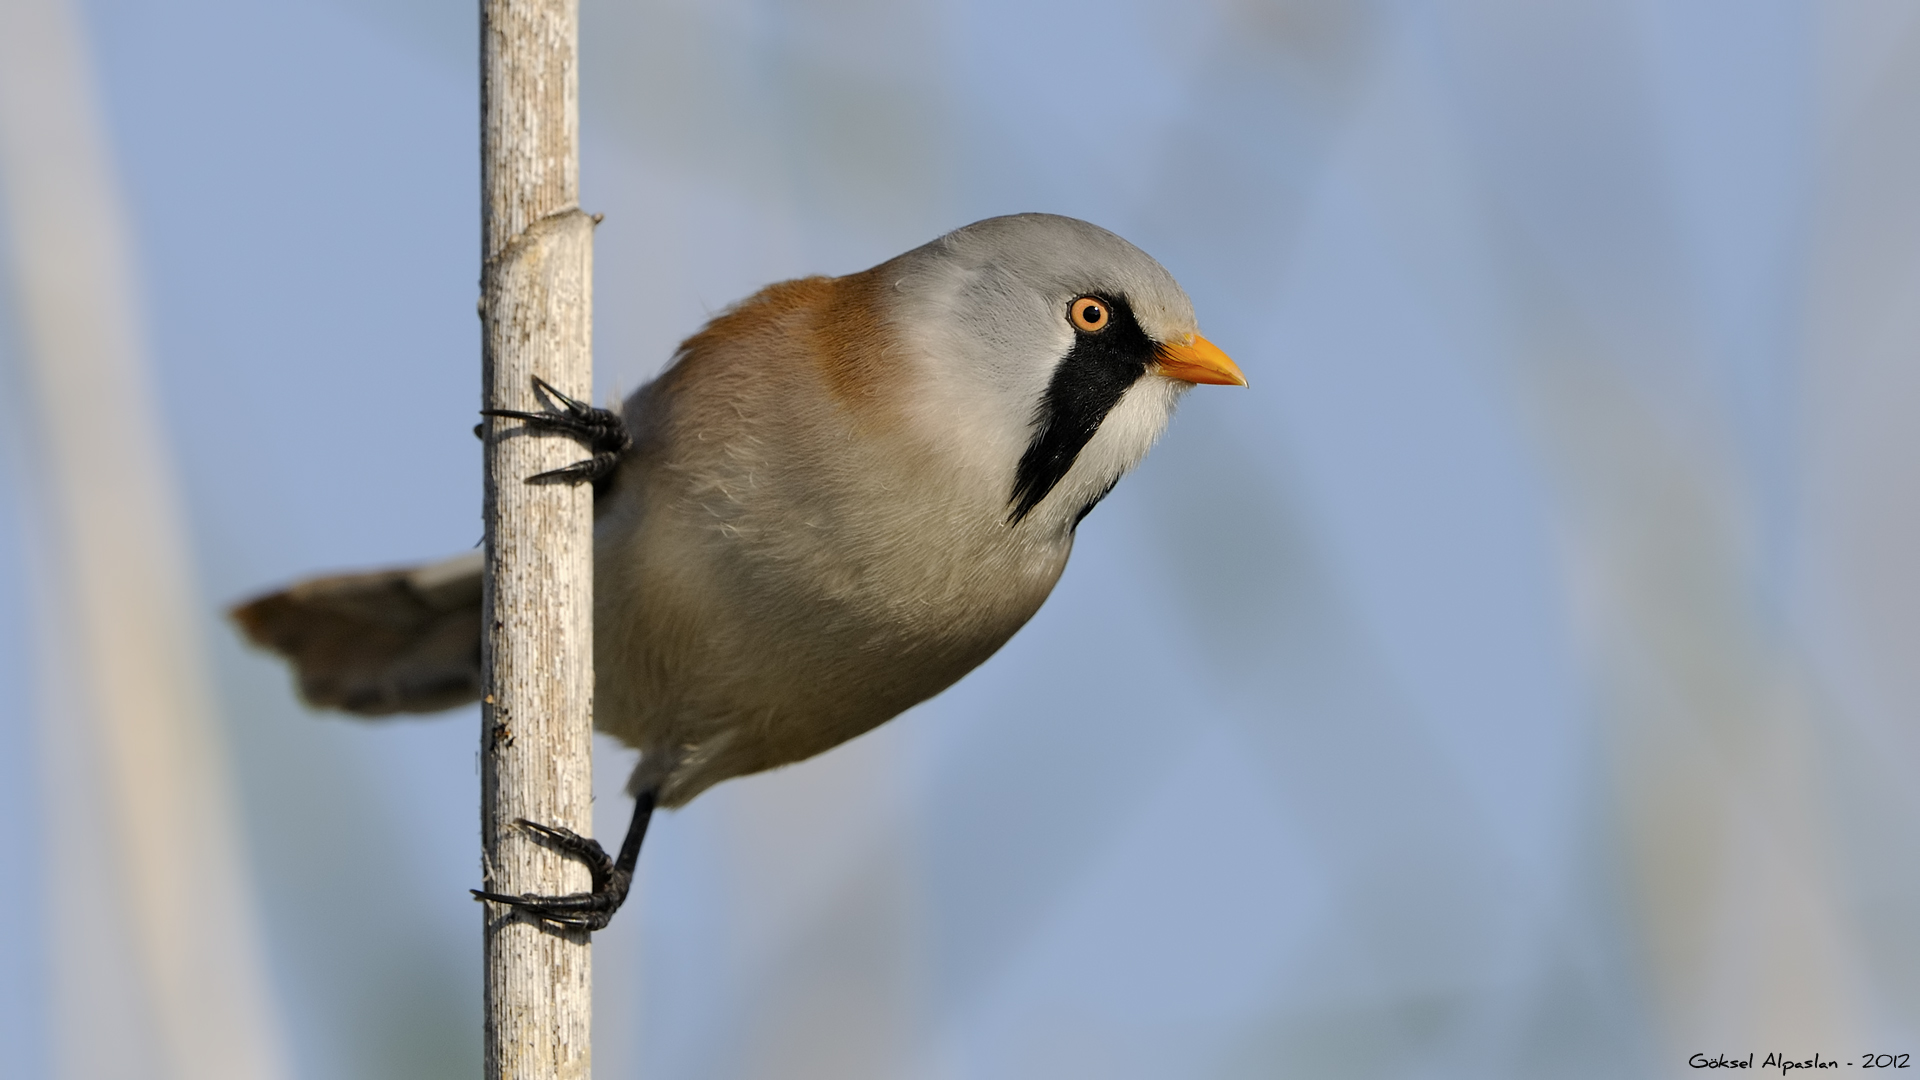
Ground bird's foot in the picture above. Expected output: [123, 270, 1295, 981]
[481, 376, 632, 491]
[471, 819, 632, 932]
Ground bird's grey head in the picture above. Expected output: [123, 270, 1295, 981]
[880, 214, 1232, 534]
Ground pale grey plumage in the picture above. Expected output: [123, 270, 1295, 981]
[591, 215, 1199, 805]
[234, 213, 1237, 812]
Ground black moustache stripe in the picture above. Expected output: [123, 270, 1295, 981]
[1008, 295, 1157, 524]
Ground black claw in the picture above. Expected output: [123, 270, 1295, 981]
[481, 376, 632, 493]
[526, 452, 624, 487]
[470, 790, 656, 934]
[514, 819, 613, 874]
[470, 885, 626, 931]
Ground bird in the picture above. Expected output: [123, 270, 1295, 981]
[231, 213, 1245, 930]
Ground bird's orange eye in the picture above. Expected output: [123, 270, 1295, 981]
[1069, 296, 1110, 333]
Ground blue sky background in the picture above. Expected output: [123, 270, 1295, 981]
[3, 1, 1918, 1077]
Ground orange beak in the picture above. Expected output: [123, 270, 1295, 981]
[1153, 332, 1248, 387]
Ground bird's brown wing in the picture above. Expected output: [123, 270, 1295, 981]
[230, 551, 483, 716]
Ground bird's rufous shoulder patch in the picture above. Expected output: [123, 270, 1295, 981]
[661, 275, 832, 374]
[653, 271, 899, 417]
[808, 267, 900, 409]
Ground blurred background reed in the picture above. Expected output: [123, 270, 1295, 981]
[1, 0, 1915, 1077]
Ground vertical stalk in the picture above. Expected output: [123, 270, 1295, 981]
[479, 1, 594, 1077]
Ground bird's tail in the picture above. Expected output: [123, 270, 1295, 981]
[230, 550, 484, 716]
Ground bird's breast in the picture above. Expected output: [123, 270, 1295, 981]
[591, 325, 1072, 799]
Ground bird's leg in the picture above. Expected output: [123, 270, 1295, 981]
[481, 376, 632, 493]
[471, 788, 657, 932]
